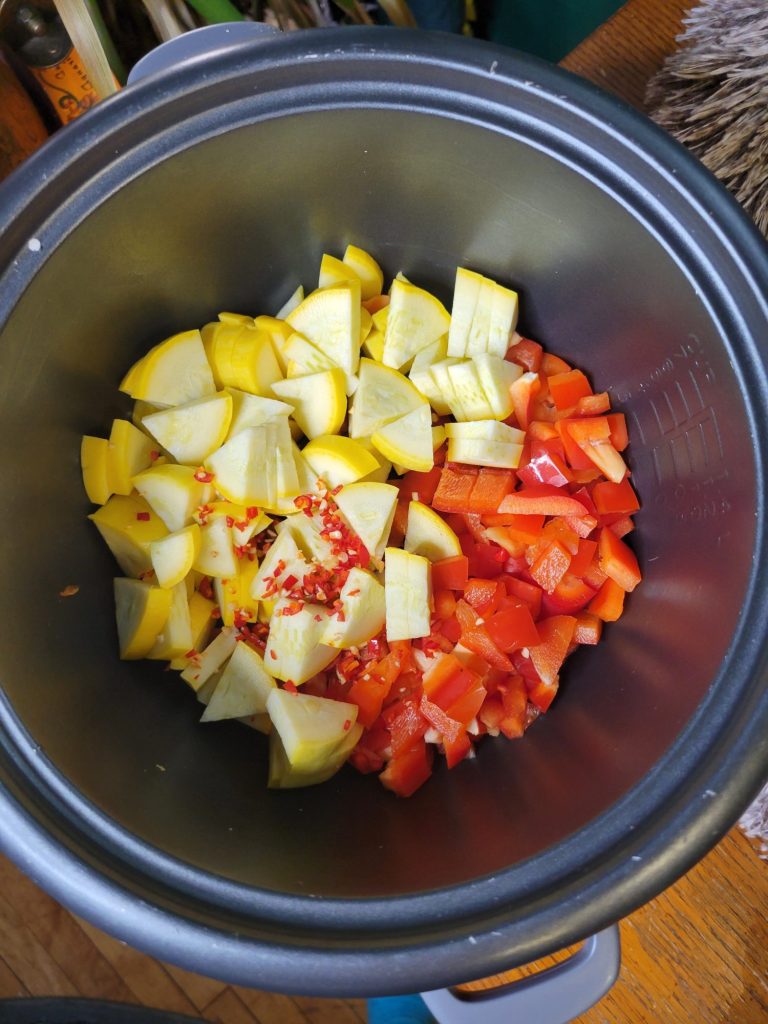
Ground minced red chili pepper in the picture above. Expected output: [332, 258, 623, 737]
[136, 511, 150, 521]
[194, 468, 214, 483]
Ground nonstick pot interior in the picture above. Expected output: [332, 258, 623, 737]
[0, 30, 766, 994]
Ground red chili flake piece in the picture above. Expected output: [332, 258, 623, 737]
[234, 544, 251, 559]
[138, 569, 154, 581]
[183, 649, 198, 660]
[233, 609, 251, 629]
[198, 576, 214, 599]
[347, 589, 360, 597]
[331, 485, 343, 496]
[281, 600, 305, 616]
[246, 506, 260, 520]
[195, 503, 215, 525]
[58, 584, 80, 597]
[283, 574, 298, 590]
[194, 467, 214, 483]
[284, 680, 298, 694]
[314, 614, 323, 622]
[270, 650, 278, 660]
[210, 606, 221, 620]
[294, 495, 312, 512]
[136, 511, 150, 521]
[149, 450, 161, 461]
[343, 719, 352, 731]
[225, 516, 235, 528]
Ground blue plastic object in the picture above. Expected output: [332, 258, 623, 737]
[368, 994, 436, 1023]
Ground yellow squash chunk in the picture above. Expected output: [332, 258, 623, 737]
[302, 434, 379, 490]
[194, 511, 238, 578]
[274, 285, 304, 321]
[268, 721, 363, 789]
[263, 601, 338, 684]
[132, 464, 213, 533]
[142, 392, 232, 465]
[271, 367, 346, 440]
[319, 253, 360, 290]
[334, 481, 399, 560]
[348, 357, 428, 439]
[213, 550, 260, 627]
[89, 494, 168, 577]
[279, 514, 333, 566]
[286, 281, 361, 378]
[432, 425, 446, 450]
[444, 420, 525, 444]
[114, 577, 172, 660]
[362, 326, 385, 362]
[320, 567, 386, 648]
[426, 357, 467, 417]
[447, 267, 484, 358]
[448, 269, 519, 358]
[383, 547, 432, 641]
[201, 642, 276, 722]
[265, 416, 299, 500]
[359, 306, 373, 345]
[107, 418, 156, 495]
[371, 404, 434, 473]
[472, 352, 523, 419]
[252, 314, 294, 375]
[446, 436, 524, 469]
[404, 501, 462, 561]
[446, 361, 495, 421]
[343, 244, 384, 301]
[149, 524, 201, 589]
[218, 311, 252, 325]
[267, 689, 359, 772]
[131, 400, 164, 434]
[282, 331, 337, 378]
[382, 278, 450, 369]
[204, 425, 272, 506]
[225, 388, 293, 440]
[169, 589, 217, 670]
[410, 334, 448, 375]
[251, 528, 307, 601]
[123, 330, 216, 406]
[205, 321, 283, 395]
[372, 304, 389, 333]
[81, 436, 112, 505]
[180, 627, 238, 691]
[146, 582, 194, 660]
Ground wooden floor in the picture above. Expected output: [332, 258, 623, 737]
[0, 827, 766, 1023]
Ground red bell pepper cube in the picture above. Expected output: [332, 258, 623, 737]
[465, 540, 507, 578]
[443, 730, 473, 769]
[445, 675, 487, 728]
[542, 518, 580, 554]
[509, 371, 541, 431]
[384, 700, 429, 757]
[541, 573, 595, 615]
[463, 578, 505, 616]
[456, 598, 514, 671]
[362, 294, 389, 314]
[582, 553, 608, 591]
[608, 515, 635, 538]
[592, 477, 640, 515]
[607, 412, 629, 451]
[563, 418, 627, 483]
[503, 577, 543, 619]
[556, 419, 597, 470]
[399, 465, 443, 505]
[598, 527, 641, 592]
[433, 588, 457, 620]
[573, 611, 603, 645]
[568, 538, 598, 578]
[419, 694, 463, 744]
[528, 679, 559, 713]
[588, 577, 626, 621]
[561, 512, 598, 538]
[467, 467, 517, 514]
[431, 554, 469, 591]
[528, 614, 576, 688]
[432, 464, 479, 513]
[422, 653, 472, 708]
[498, 674, 529, 736]
[497, 485, 590, 518]
[506, 336, 543, 372]
[440, 616, 462, 644]
[541, 352, 572, 376]
[547, 369, 593, 411]
[483, 513, 545, 544]
[348, 671, 393, 728]
[529, 540, 572, 594]
[379, 739, 433, 797]
[527, 420, 560, 443]
[485, 599, 541, 653]
[388, 499, 410, 547]
[517, 439, 573, 488]
[575, 392, 611, 416]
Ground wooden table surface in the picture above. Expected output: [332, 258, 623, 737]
[2, 1, 767, 1021]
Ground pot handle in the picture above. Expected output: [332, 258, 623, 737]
[127, 22, 279, 85]
[420, 924, 620, 1024]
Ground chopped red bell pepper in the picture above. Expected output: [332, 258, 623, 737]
[598, 527, 641, 592]
[485, 599, 540, 652]
[445, 675, 487, 727]
[467, 467, 517, 513]
[422, 653, 480, 710]
[592, 477, 640, 515]
[527, 420, 560, 443]
[541, 352, 571, 376]
[388, 499, 410, 547]
[575, 392, 611, 416]
[608, 515, 635, 538]
[385, 700, 428, 757]
[432, 464, 479, 513]
[497, 485, 590, 518]
[607, 413, 629, 451]
[442, 730, 473, 769]
[509, 371, 541, 431]
[588, 577, 626, 621]
[573, 611, 603, 645]
[434, 588, 457, 620]
[348, 670, 394, 728]
[563, 418, 627, 483]
[541, 573, 595, 615]
[362, 294, 390, 314]
[568, 538, 598, 578]
[463, 578, 505, 616]
[547, 369, 593, 411]
[431, 554, 469, 591]
[379, 739, 433, 797]
[419, 693, 463, 744]
[498, 674, 528, 737]
[556, 419, 597, 470]
[503, 577, 543, 619]
[506, 336, 543, 371]
[529, 540, 572, 594]
[517, 439, 573, 488]
[528, 614, 576, 687]
[465, 539, 507, 578]
[400, 465, 443, 505]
